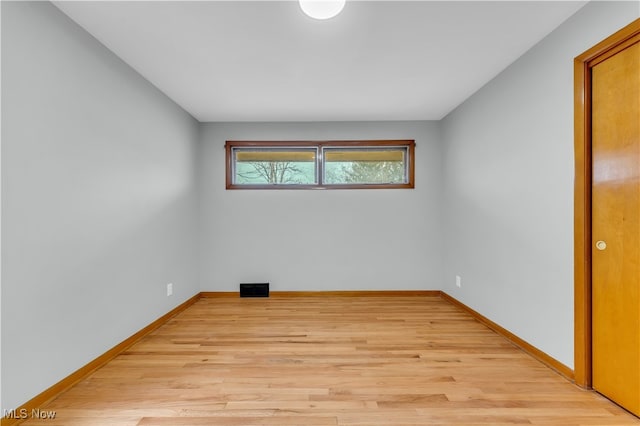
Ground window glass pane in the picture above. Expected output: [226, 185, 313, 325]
[233, 148, 317, 185]
[323, 147, 407, 184]
[226, 140, 414, 189]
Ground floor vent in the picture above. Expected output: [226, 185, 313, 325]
[240, 283, 270, 298]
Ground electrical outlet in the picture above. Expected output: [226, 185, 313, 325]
[167, 283, 173, 296]
[455, 275, 462, 288]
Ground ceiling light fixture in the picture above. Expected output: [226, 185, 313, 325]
[299, 0, 346, 20]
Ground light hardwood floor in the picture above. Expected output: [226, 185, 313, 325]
[22, 295, 640, 425]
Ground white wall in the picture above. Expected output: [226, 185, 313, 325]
[441, 1, 639, 369]
[1, 2, 200, 411]
[199, 122, 443, 292]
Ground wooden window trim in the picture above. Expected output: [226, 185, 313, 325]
[225, 140, 415, 190]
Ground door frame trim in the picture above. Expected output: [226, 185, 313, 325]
[574, 18, 640, 388]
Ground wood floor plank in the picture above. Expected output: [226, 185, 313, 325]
[20, 295, 640, 425]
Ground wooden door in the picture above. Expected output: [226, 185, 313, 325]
[591, 38, 640, 416]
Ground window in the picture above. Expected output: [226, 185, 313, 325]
[225, 140, 415, 189]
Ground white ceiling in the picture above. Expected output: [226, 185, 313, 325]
[53, 1, 587, 122]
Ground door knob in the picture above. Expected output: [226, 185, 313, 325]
[596, 240, 607, 251]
